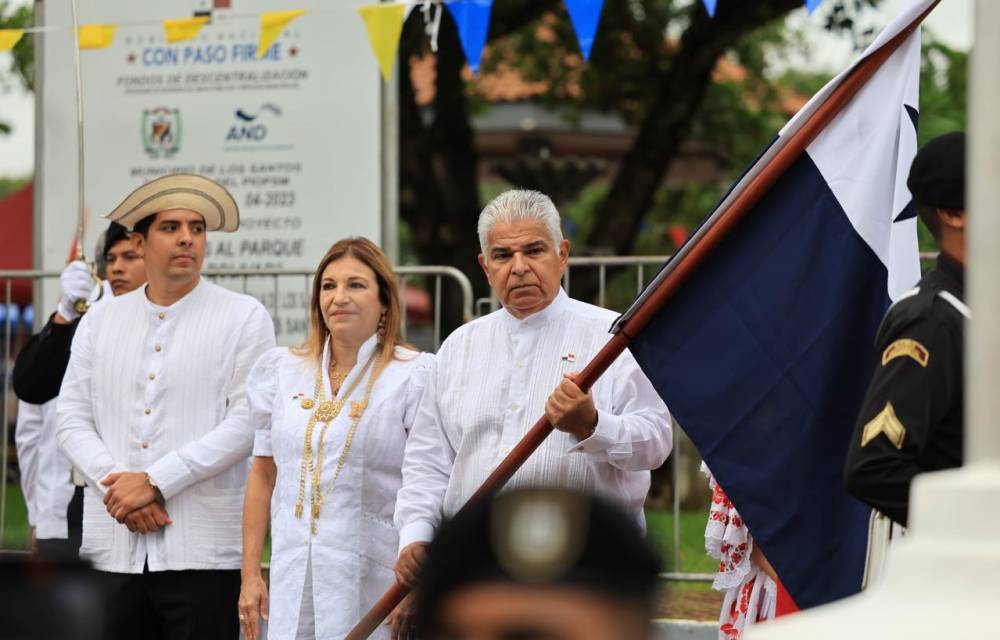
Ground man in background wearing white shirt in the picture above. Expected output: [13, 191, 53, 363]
[15, 222, 146, 561]
[57, 174, 276, 639]
[393, 189, 673, 586]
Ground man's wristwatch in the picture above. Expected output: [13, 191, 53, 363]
[145, 473, 164, 501]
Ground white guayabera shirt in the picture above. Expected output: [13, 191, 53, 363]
[246, 336, 432, 640]
[57, 279, 276, 573]
[394, 289, 673, 550]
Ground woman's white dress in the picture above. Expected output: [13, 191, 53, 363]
[246, 336, 432, 640]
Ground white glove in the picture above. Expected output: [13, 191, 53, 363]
[56, 261, 97, 322]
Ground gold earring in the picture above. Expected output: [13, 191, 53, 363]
[377, 313, 386, 341]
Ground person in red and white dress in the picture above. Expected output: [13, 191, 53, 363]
[702, 463, 778, 640]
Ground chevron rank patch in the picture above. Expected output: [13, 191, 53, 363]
[881, 338, 929, 367]
[861, 402, 907, 449]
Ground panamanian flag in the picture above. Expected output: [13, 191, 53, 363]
[620, 0, 929, 609]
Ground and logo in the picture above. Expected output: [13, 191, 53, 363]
[226, 103, 282, 142]
[142, 107, 181, 158]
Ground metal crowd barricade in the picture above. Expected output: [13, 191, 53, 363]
[0, 265, 473, 550]
[201, 265, 474, 353]
[0, 252, 941, 573]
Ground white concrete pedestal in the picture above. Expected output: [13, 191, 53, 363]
[748, 463, 1000, 638]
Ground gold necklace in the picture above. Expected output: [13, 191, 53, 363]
[293, 350, 379, 535]
[327, 365, 346, 396]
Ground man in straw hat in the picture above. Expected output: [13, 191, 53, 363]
[57, 173, 276, 639]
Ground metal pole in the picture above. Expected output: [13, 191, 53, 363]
[598, 264, 606, 308]
[273, 275, 280, 339]
[966, 0, 1000, 463]
[400, 277, 408, 338]
[1, 280, 12, 547]
[434, 275, 442, 350]
[32, 1, 46, 333]
[672, 427, 681, 572]
[380, 0, 400, 265]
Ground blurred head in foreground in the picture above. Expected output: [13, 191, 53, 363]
[419, 488, 662, 640]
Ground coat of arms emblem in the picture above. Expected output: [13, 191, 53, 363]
[142, 107, 181, 158]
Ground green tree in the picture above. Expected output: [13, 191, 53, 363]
[0, 0, 34, 136]
[399, 0, 817, 316]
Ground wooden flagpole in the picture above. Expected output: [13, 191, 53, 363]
[345, 3, 939, 637]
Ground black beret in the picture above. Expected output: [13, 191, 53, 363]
[907, 131, 965, 210]
[418, 488, 661, 630]
[103, 222, 132, 256]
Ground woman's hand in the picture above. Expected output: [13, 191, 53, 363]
[238, 572, 269, 640]
[387, 591, 418, 640]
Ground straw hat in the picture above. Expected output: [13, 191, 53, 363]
[104, 173, 239, 232]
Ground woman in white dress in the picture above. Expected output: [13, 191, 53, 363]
[238, 237, 432, 640]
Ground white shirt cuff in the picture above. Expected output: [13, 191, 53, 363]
[145, 451, 193, 501]
[567, 409, 623, 455]
[252, 430, 273, 457]
[398, 520, 436, 554]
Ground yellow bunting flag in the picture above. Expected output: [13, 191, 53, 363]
[0, 29, 24, 52]
[257, 9, 307, 59]
[163, 16, 210, 44]
[358, 3, 405, 82]
[78, 24, 116, 50]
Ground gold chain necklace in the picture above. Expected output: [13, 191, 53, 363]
[294, 349, 379, 535]
[327, 365, 346, 395]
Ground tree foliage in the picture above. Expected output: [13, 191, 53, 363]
[0, 1, 34, 136]
[400, 0, 817, 315]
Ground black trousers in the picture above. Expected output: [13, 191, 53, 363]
[96, 564, 241, 640]
[35, 486, 84, 562]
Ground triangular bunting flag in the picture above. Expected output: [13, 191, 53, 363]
[444, 0, 493, 75]
[258, 9, 307, 59]
[0, 29, 24, 52]
[564, 0, 604, 61]
[358, 3, 406, 82]
[701, 0, 718, 18]
[805, 0, 823, 14]
[164, 17, 210, 44]
[78, 24, 116, 50]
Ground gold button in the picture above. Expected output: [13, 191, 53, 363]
[155, 345, 162, 352]
[141, 441, 149, 449]
[148, 373, 156, 381]
[144, 408, 151, 415]
[158, 312, 165, 320]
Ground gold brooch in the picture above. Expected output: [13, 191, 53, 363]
[314, 400, 336, 422]
[300, 398, 315, 410]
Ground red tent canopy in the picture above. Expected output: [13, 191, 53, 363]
[0, 182, 34, 305]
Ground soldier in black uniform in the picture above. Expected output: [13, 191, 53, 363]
[13, 222, 141, 403]
[844, 131, 967, 528]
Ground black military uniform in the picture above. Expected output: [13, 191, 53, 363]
[13, 221, 129, 403]
[12, 316, 79, 404]
[844, 254, 966, 526]
[844, 132, 967, 528]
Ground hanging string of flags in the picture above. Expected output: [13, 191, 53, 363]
[0, 0, 826, 81]
[0, 9, 308, 57]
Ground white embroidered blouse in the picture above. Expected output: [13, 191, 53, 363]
[246, 336, 432, 640]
